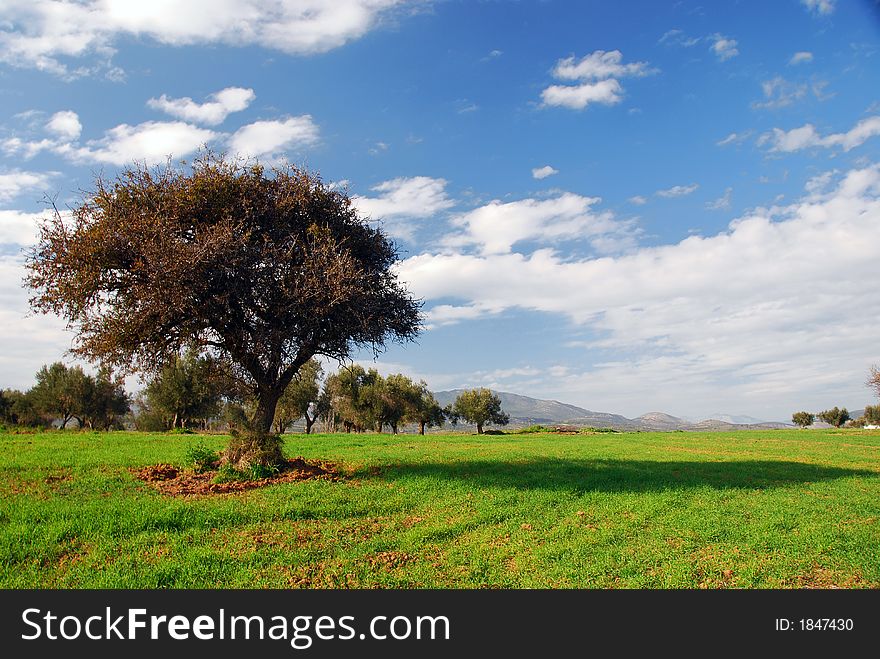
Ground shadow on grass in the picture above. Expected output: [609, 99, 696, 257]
[379, 459, 877, 493]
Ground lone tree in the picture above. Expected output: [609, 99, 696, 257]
[791, 411, 814, 428]
[26, 154, 421, 467]
[449, 388, 509, 434]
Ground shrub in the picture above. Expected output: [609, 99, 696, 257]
[518, 424, 552, 434]
[185, 441, 218, 473]
[578, 426, 618, 434]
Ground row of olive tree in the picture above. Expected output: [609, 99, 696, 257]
[314, 365, 444, 435]
[0, 362, 129, 429]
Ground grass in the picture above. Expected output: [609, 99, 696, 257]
[1, 428, 878, 588]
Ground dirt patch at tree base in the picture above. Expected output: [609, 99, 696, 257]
[131, 457, 341, 496]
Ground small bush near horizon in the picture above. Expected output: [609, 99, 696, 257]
[579, 427, 619, 434]
[517, 425, 552, 434]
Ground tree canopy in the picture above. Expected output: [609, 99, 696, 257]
[817, 407, 849, 428]
[791, 411, 814, 428]
[449, 388, 509, 434]
[26, 154, 421, 465]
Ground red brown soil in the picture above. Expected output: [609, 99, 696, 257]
[131, 457, 341, 496]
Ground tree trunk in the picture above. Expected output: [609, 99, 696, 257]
[419, 421, 425, 435]
[477, 422, 483, 434]
[304, 413, 315, 434]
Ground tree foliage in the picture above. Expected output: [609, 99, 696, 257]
[863, 405, 880, 425]
[26, 154, 421, 466]
[30, 362, 91, 428]
[817, 407, 849, 428]
[791, 411, 814, 428]
[143, 350, 226, 429]
[449, 388, 509, 434]
[868, 365, 880, 401]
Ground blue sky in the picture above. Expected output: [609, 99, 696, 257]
[1, 0, 879, 421]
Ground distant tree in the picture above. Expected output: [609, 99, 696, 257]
[0, 390, 10, 424]
[450, 388, 509, 434]
[864, 405, 880, 425]
[82, 366, 130, 430]
[2, 389, 49, 427]
[273, 358, 323, 434]
[791, 411, 815, 428]
[406, 381, 445, 435]
[144, 351, 225, 429]
[818, 407, 850, 428]
[30, 362, 91, 428]
[26, 154, 421, 468]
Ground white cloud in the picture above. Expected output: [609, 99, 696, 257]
[628, 195, 647, 206]
[443, 192, 635, 256]
[658, 29, 700, 48]
[352, 176, 454, 241]
[716, 131, 752, 147]
[552, 50, 653, 81]
[0, 0, 405, 77]
[147, 87, 255, 125]
[540, 50, 656, 111]
[227, 116, 319, 159]
[802, 0, 835, 16]
[541, 79, 623, 110]
[710, 34, 739, 61]
[532, 165, 558, 180]
[398, 164, 880, 419]
[789, 51, 813, 65]
[45, 110, 82, 140]
[705, 187, 732, 211]
[72, 121, 217, 165]
[656, 183, 698, 198]
[762, 116, 880, 153]
[0, 209, 46, 244]
[0, 170, 56, 203]
[752, 77, 807, 109]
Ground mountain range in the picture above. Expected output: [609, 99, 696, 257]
[433, 389, 791, 431]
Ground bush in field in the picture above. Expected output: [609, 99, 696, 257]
[792, 411, 815, 428]
[185, 441, 218, 473]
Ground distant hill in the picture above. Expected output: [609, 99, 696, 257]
[433, 389, 792, 431]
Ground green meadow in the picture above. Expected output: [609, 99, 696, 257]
[1, 428, 878, 588]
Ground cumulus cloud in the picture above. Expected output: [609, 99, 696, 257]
[656, 183, 698, 198]
[541, 79, 623, 110]
[532, 165, 558, 180]
[0, 170, 56, 204]
[789, 51, 813, 65]
[227, 116, 319, 160]
[400, 164, 880, 419]
[0, 209, 46, 244]
[540, 50, 656, 111]
[45, 110, 82, 140]
[628, 195, 647, 206]
[352, 176, 454, 241]
[551, 50, 654, 81]
[761, 116, 880, 152]
[72, 121, 217, 165]
[0, 0, 404, 77]
[147, 87, 255, 125]
[710, 34, 739, 61]
[443, 192, 636, 256]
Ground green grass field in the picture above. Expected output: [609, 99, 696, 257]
[1, 428, 878, 588]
